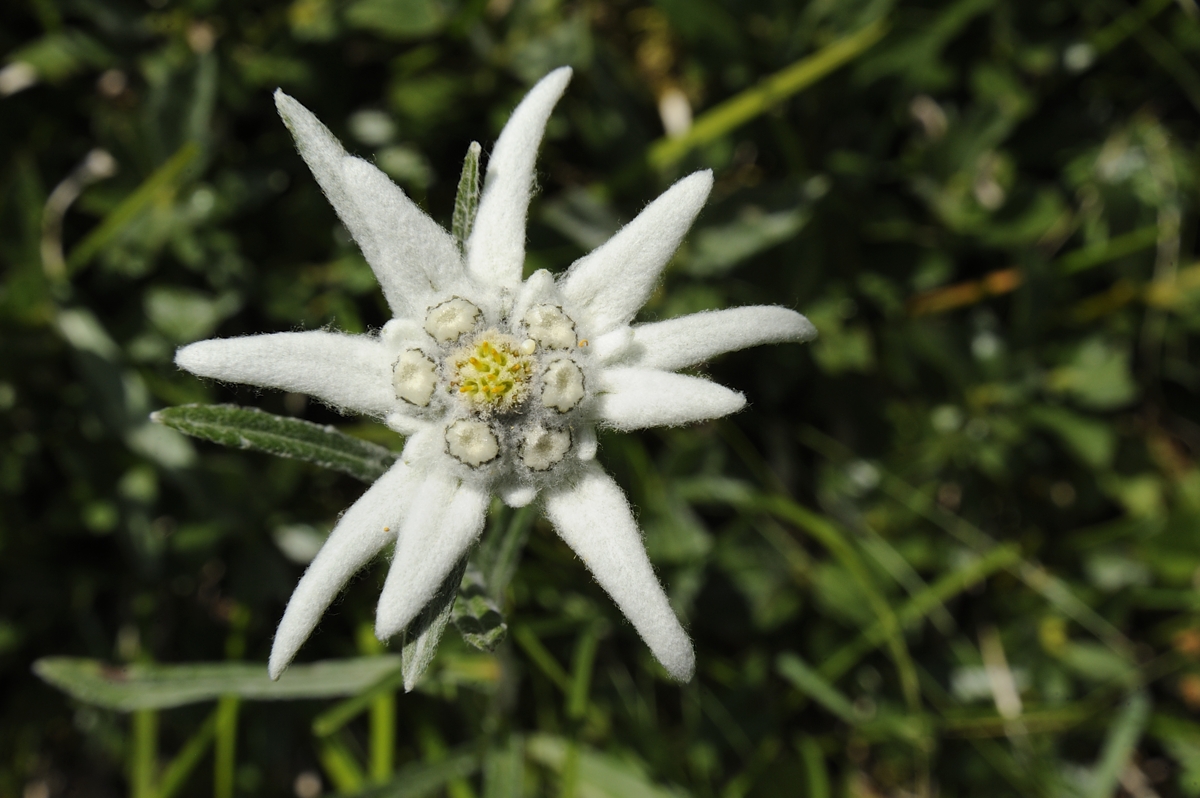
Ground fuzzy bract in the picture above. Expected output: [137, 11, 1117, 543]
[175, 67, 817, 684]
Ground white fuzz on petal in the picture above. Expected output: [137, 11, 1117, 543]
[341, 157, 465, 317]
[424, 297, 481, 343]
[575, 425, 598, 460]
[626, 306, 817, 371]
[381, 318, 426, 350]
[560, 170, 713, 334]
[375, 475, 489, 640]
[466, 68, 572, 292]
[541, 359, 585, 413]
[392, 349, 437, 407]
[499, 483, 538, 507]
[523, 304, 577, 350]
[176, 331, 395, 417]
[274, 92, 370, 249]
[520, 424, 571, 471]
[591, 327, 634, 363]
[544, 463, 695, 682]
[445, 419, 500, 467]
[269, 457, 420, 679]
[597, 368, 745, 430]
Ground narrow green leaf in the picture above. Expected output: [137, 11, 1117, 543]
[796, 736, 831, 798]
[34, 656, 404, 711]
[647, 20, 888, 169]
[66, 142, 201, 273]
[484, 505, 535, 603]
[821, 543, 1022, 681]
[453, 563, 508, 652]
[567, 624, 602, 721]
[483, 736, 524, 798]
[1057, 225, 1158, 274]
[452, 141, 481, 253]
[157, 710, 218, 798]
[513, 626, 571, 693]
[402, 559, 467, 692]
[129, 708, 158, 798]
[1086, 692, 1150, 798]
[312, 667, 406, 738]
[525, 735, 691, 798]
[355, 749, 481, 798]
[152, 404, 397, 483]
[776, 653, 857, 723]
[318, 732, 368, 795]
[213, 695, 239, 798]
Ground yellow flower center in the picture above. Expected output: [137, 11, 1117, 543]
[449, 331, 534, 414]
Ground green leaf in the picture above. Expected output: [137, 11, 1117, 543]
[1027, 405, 1116, 470]
[152, 404, 397, 483]
[343, 0, 445, 40]
[452, 141, 481, 254]
[66, 142, 201, 274]
[1086, 692, 1150, 798]
[648, 19, 888, 169]
[33, 656, 404, 711]
[776, 652, 857, 723]
[355, 749, 481, 798]
[525, 735, 692, 798]
[402, 559, 466, 691]
[453, 563, 508, 652]
[483, 736, 525, 798]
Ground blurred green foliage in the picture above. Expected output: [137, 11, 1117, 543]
[3, 0, 1200, 795]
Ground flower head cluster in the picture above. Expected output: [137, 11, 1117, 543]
[176, 68, 816, 683]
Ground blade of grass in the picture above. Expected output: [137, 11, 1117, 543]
[318, 732, 368, 794]
[647, 19, 889, 169]
[213, 696, 238, 798]
[752, 494, 922, 712]
[157, 710, 218, 798]
[1058, 224, 1159, 274]
[355, 749, 481, 798]
[312, 666, 407, 738]
[128, 708, 158, 798]
[1086, 692, 1151, 798]
[798, 426, 1136, 659]
[567, 624, 602, 721]
[65, 142, 200, 274]
[513, 626, 571, 693]
[821, 544, 1021, 681]
[796, 736, 831, 798]
[358, 625, 396, 784]
[776, 653, 857, 723]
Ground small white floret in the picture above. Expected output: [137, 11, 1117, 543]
[541, 359, 585, 413]
[392, 349, 437, 407]
[520, 425, 572, 471]
[524, 305, 577, 349]
[445, 418, 499, 467]
[425, 297, 481, 343]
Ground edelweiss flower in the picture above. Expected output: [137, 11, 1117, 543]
[176, 68, 815, 683]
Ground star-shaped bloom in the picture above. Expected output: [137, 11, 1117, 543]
[176, 68, 815, 683]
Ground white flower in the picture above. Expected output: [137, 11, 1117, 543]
[175, 68, 816, 683]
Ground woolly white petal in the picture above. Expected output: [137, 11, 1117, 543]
[275, 93, 387, 287]
[561, 171, 713, 335]
[341, 157, 465, 317]
[597, 368, 745, 430]
[176, 331, 395, 417]
[618, 306, 817, 371]
[268, 457, 420, 679]
[543, 464, 694, 681]
[375, 474, 489, 639]
[466, 68, 572, 292]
